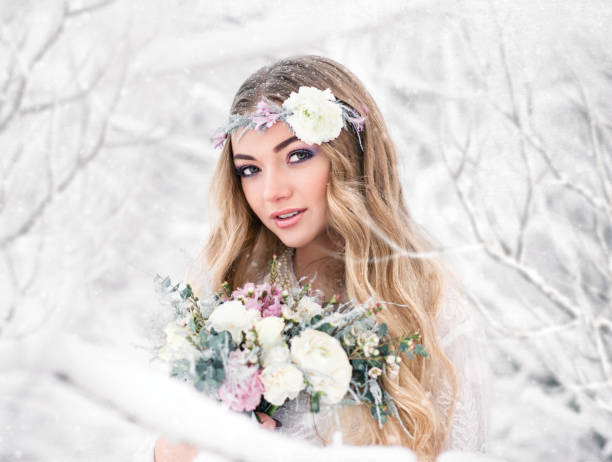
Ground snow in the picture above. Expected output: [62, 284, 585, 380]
[1, 1, 611, 461]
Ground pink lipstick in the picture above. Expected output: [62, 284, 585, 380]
[271, 208, 307, 229]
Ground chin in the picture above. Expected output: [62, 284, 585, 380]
[272, 229, 320, 249]
[276, 235, 311, 249]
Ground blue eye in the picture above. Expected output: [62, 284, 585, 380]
[235, 149, 314, 179]
[236, 165, 260, 178]
[289, 149, 314, 163]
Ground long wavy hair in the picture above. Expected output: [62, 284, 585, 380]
[188, 55, 458, 461]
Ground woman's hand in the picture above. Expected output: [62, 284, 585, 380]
[254, 411, 281, 429]
[154, 413, 280, 461]
[154, 436, 198, 462]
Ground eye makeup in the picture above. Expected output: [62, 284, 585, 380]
[234, 148, 317, 178]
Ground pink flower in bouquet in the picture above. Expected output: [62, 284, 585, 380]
[230, 281, 284, 317]
[218, 350, 264, 412]
[262, 296, 282, 317]
[231, 282, 256, 300]
[257, 283, 283, 316]
[244, 297, 262, 312]
[255, 282, 273, 298]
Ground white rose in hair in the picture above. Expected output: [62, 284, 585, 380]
[262, 342, 291, 367]
[296, 296, 323, 322]
[260, 363, 306, 406]
[208, 300, 260, 343]
[282, 86, 344, 145]
[290, 328, 351, 404]
[255, 316, 285, 351]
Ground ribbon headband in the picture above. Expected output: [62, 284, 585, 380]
[212, 86, 367, 151]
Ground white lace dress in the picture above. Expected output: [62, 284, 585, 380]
[434, 287, 491, 453]
[133, 251, 490, 460]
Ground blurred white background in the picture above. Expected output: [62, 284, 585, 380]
[1, 1, 611, 461]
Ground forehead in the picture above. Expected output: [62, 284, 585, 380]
[231, 121, 296, 153]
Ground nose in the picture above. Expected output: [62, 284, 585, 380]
[262, 165, 292, 203]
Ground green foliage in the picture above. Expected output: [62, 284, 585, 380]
[170, 359, 190, 378]
[180, 284, 193, 301]
[314, 322, 335, 334]
[414, 343, 428, 358]
[310, 391, 324, 413]
[256, 397, 279, 416]
[352, 359, 366, 371]
[190, 328, 236, 393]
[207, 329, 235, 351]
[378, 344, 389, 356]
[370, 402, 390, 423]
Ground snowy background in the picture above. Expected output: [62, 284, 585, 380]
[1, 1, 611, 461]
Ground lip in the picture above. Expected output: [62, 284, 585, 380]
[271, 208, 307, 229]
[270, 208, 307, 219]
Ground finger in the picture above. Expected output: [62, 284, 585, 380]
[255, 412, 280, 429]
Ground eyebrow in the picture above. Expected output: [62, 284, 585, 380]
[233, 136, 299, 161]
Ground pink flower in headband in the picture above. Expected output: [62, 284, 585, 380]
[213, 131, 228, 149]
[346, 113, 366, 133]
[252, 100, 281, 130]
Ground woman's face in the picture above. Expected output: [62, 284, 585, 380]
[231, 121, 331, 249]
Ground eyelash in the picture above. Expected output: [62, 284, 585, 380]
[235, 149, 315, 178]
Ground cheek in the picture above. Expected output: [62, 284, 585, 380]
[305, 160, 330, 207]
[240, 181, 262, 214]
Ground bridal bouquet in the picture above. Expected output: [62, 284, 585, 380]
[154, 255, 427, 426]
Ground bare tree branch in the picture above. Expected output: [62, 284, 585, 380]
[66, 0, 115, 17]
[0, 49, 129, 249]
[569, 68, 612, 204]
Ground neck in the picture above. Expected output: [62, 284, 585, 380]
[292, 230, 345, 299]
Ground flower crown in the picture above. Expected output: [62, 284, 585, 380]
[212, 86, 367, 151]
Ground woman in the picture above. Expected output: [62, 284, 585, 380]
[149, 55, 489, 462]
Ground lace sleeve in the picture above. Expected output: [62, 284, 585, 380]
[434, 288, 491, 453]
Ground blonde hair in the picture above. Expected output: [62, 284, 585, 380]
[188, 55, 458, 461]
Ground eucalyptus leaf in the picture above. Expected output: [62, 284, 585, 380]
[310, 391, 324, 413]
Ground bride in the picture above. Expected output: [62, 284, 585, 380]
[149, 55, 489, 462]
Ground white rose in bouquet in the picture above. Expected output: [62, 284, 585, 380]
[290, 328, 352, 404]
[208, 300, 260, 343]
[158, 324, 197, 361]
[260, 363, 306, 406]
[261, 342, 291, 367]
[262, 342, 291, 367]
[255, 316, 285, 351]
[284, 296, 323, 323]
